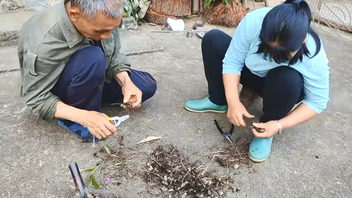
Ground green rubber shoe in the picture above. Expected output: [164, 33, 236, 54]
[249, 137, 273, 162]
[185, 97, 227, 113]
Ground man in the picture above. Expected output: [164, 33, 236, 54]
[18, 0, 157, 142]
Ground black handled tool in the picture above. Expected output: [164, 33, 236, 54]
[214, 120, 234, 144]
[69, 162, 89, 198]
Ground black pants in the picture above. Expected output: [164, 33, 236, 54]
[202, 29, 304, 122]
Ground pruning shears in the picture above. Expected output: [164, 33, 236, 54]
[108, 115, 130, 128]
[110, 102, 132, 108]
[214, 120, 234, 144]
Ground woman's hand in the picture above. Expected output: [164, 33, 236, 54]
[252, 121, 279, 139]
[227, 102, 254, 127]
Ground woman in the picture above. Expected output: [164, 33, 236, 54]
[185, 0, 329, 162]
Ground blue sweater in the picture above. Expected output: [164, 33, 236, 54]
[223, 8, 330, 114]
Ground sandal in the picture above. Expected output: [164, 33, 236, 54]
[58, 119, 100, 142]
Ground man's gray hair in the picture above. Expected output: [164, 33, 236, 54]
[70, 0, 124, 19]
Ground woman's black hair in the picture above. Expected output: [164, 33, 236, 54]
[257, 0, 321, 65]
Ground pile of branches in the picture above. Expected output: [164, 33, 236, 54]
[144, 145, 233, 197]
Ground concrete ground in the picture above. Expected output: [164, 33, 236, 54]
[1, 8, 352, 198]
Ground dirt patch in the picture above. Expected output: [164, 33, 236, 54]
[144, 145, 235, 197]
[202, 2, 248, 27]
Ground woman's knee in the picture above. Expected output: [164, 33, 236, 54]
[202, 29, 226, 48]
[266, 66, 303, 89]
[203, 29, 223, 42]
[202, 29, 232, 59]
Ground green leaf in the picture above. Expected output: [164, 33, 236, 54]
[91, 176, 100, 189]
[223, 0, 230, 5]
[84, 163, 101, 186]
[205, 0, 213, 7]
[84, 168, 95, 172]
[135, 13, 141, 22]
[124, 0, 133, 16]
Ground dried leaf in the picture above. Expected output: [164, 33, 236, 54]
[137, 136, 162, 144]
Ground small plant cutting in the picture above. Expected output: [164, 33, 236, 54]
[85, 164, 102, 189]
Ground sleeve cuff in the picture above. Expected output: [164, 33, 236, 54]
[222, 65, 242, 75]
[40, 97, 60, 122]
[302, 99, 326, 114]
[106, 64, 131, 82]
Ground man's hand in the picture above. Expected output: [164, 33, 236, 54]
[115, 71, 142, 109]
[251, 121, 279, 139]
[121, 81, 142, 109]
[80, 111, 117, 139]
[227, 101, 254, 127]
[55, 101, 117, 139]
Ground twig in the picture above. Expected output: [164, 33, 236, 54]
[196, 155, 222, 170]
[234, 146, 244, 160]
[180, 158, 187, 172]
[211, 188, 220, 196]
[146, 171, 163, 179]
[205, 151, 227, 156]
[148, 154, 162, 167]
[101, 141, 112, 155]
[181, 169, 191, 183]
[198, 155, 218, 176]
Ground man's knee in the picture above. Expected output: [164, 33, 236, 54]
[71, 46, 106, 75]
[141, 73, 157, 102]
[74, 46, 105, 61]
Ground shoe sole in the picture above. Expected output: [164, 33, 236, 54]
[184, 106, 227, 113]
[58, 120, 97, 142]
[249, 154, 268, 163]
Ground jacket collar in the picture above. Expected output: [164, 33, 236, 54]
[57, 1, 84, 48]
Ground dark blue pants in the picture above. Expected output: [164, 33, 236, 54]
[52, 46, 157, 112]
[202, 29, 304, 122]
